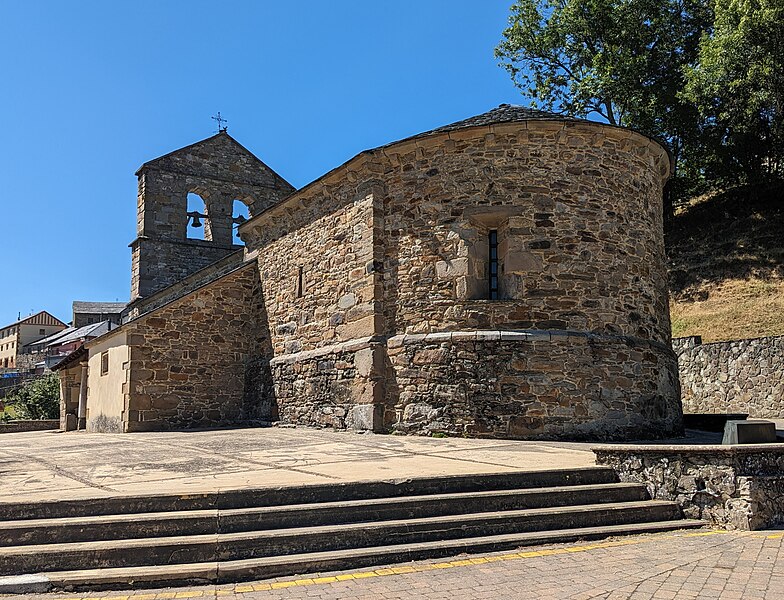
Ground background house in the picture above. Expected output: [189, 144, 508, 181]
[0, 311, 67, 372]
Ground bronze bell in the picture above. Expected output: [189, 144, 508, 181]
[187, 210, 207, 228]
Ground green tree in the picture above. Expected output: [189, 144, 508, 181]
[10, 373, 60, 420]
[682, 0, 784, 185]
[495, 0, 712, 199]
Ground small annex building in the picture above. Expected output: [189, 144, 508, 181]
[70, 105, 683, 440]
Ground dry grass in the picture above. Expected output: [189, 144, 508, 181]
[666, 183, 784, 342]
[670, 277, 784, 341]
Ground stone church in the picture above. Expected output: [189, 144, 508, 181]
[63, 105, 682, 440]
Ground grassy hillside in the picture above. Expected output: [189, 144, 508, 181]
[666, 184, 784, 342]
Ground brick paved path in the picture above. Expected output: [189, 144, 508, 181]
[14, 529, 784, 600]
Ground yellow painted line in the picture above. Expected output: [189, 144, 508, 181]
[70, 528, 745, 598]
[223, 536, 671, 595]
[225, 540, 661, 595]
[683, 530, 728, 537]
[352, 571, 379, 579]
[448, 559, 473, 567]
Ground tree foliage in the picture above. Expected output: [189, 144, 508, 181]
[9, 373, 60, 420]
[682, 0, 784, 185]
[495, 0, 782, 200]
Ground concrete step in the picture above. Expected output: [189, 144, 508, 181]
[0, 519, 705, 593]
[0, 466, 619, 520]
[0, 500, 681, 575]
[0, 482, 649, 546]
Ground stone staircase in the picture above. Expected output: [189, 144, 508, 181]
[0, 467, 702, 592]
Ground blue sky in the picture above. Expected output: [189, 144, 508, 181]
[0, 0, 520, 326]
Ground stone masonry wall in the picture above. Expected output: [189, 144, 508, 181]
[674, 335, 784, 418]
[131, 133, 294, 300]
[0, 420, 59, 434]
[126, 247, 244, 322]
[249, 187, 378, 356]
[240, 119, 678, 438]
[131, 238, 242, 305]
[389, 331, 681, 440]
[243, 183, 386, 430]
[595, 445, 784, 530]
[124, 263, 273, 431]
[270, 338, 386, 431]
[379, 121, 671, 344]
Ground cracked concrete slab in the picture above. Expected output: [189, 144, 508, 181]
[0, 428, 596, 503]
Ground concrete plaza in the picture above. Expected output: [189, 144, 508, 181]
[0, 427, 598, 503]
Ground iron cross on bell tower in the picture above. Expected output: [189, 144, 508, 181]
[211, 111, 228, 133]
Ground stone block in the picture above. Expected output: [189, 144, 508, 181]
[337, 293, 357, 309]
[722, 420, 778, 445]
[346, 403, 383, 432]
[504, 250, 543, 273]
[435, 258, 468, 278]
[63, 414, 78, 432]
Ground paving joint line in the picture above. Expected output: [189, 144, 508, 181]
[585, 529, 750, 599]
[116, 438, 344, 482]
[0, 448, 117, 493]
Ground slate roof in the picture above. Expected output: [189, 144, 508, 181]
[53, 321, 113, 345]
[26, 327, 75, 348]
[428, 104, 579, 134]
[72, 301, 127, 314]
[28, 321, 114, 350]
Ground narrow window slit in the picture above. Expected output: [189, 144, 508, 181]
[297, 266, 304, 298]
[489, 230, 499, 300]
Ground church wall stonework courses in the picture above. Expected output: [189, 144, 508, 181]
[238, 106, 682, 440]
[87, 105, 682, 440]
[129, 133, 294, 304]
[87, 263, 272, 432]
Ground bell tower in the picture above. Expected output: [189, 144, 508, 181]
[129, 132, 294, 301]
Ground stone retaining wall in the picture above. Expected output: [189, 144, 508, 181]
[594, 445, 784, 530]
[674, 335, 784, 418]
[0, 420, 58, 434]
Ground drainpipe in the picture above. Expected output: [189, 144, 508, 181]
[78, 360, 88, 430]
